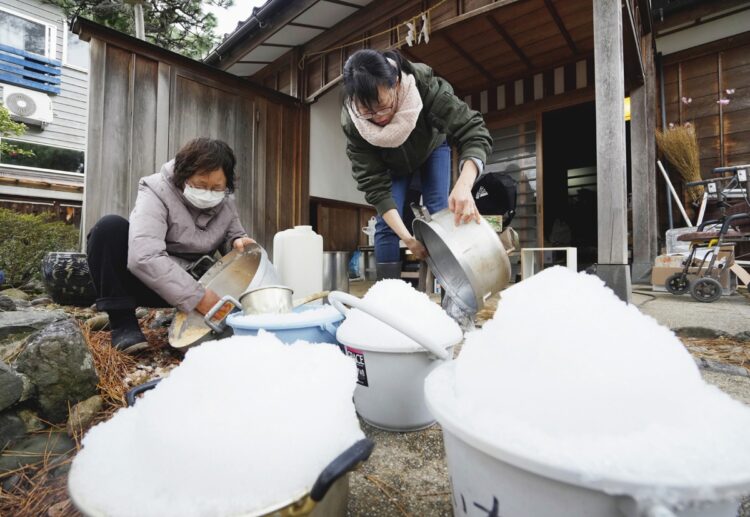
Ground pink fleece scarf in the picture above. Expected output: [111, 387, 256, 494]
[347, 68, 423, 148]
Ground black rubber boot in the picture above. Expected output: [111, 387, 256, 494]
[108, 309, 149, 354]
[376, 261, 402, 280]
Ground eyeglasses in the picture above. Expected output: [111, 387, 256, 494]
[352, 88, 398, 120]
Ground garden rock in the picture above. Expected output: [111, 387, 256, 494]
[135, 307, 149, 319]
[0, 310, 67, 339]
[149, 309, 175, 329]
[0, 431, 75, 473]
[0, 295, 15, 311]
[66, 395, 104, 436]
[0, 288, 30, 301]
[17, 408, 45, 433]
[0, 361, 23, 410]
[14, 319, 99, 422]
[30, 296, 53, 306]
[0, 413, 25, 450]
[85, 313, 110, 331]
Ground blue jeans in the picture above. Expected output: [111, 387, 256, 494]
[374, 140, 451, 263]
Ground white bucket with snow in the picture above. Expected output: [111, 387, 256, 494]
[329, 282, 462, 431]
[426, 362, 748, 517]
[424, 267, 750, 516]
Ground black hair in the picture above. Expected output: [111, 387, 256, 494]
[342, 49, 413, 112]
[172, 137, 236, 193]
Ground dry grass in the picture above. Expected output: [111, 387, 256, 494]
[656, 125, 703, 202]
[682, 336, 750, 370]
[0, 314, 176, 516]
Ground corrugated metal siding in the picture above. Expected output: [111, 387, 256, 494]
[0, 0, 88, 152]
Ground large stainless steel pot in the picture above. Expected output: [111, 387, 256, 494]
[323, 252, 351, 292]
[412, 206, 511, 314]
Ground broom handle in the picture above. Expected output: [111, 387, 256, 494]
[657, 160, 693, 227]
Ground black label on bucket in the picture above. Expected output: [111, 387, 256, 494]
[344, 346, 368, 387]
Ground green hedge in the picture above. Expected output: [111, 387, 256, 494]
[0, 208, 80, 288]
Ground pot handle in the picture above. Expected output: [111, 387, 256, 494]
[203, 295, 241, 333]
[410, 202, 431, 222]
[126, 378, 162, 407]
[310, 439, 374, 502]
[328, 291, 451, 360]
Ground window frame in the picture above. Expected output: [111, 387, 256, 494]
[0, 6, 57, 60]
[0, 138, 85, 177]
[61, 21, 88, 72]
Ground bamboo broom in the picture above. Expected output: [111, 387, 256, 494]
[655, 124, 703, 202]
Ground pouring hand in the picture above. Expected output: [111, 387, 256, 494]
[233, 236, 256, 252]
[195, 288, 221, 315]
[449, 186, 481, 226]
[404, 236, 428, 260]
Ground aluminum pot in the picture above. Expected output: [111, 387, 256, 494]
[323, 252, 351, 292]
[412, 206, 511, 314]
[238, 285, 294, 314]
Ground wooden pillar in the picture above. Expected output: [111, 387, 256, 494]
[631, 32, 657, 284]
[593, 0, 631, 301]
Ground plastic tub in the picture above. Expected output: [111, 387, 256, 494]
[329, 291, 459, 432]
[226, 305, 343, 344]
[425, 361, 750, 517]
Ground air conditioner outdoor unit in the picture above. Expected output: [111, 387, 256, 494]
[1, 85, 54, 128]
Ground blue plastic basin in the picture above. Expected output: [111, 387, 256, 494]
[226, 305, 344, 344]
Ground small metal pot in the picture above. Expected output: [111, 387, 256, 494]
[412, 205, 511, 314]
[238, 285, 294, 315]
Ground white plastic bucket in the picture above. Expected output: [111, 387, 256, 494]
[273, 226, 323, 300]
[425, 362, 750, 517]
[329, 291, 458, 432]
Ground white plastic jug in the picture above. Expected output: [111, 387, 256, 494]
[273, 226, 323, 299]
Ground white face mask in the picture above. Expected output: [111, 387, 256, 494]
[183, 184, 226, 209]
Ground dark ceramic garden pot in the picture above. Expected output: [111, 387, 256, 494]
[40, 252, 97, 306]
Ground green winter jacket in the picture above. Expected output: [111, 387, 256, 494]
[341, 62, 492, 215]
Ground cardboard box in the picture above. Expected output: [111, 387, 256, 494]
[651, 246, 736, 295]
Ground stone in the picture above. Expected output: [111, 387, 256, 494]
[149, 309, 175, 329]
[66, 395, 104, 436]
[2, 473, 21, 492]
[0, 336, 27, 363]
[14, 319, 99, 423]
[674, 327, 729, 339]
[0, 310, 68, 340]
[0, 432, 75, 473]
[17, 409, 45, 433]
[0, 288, 30, 301]
[0, 414, 26, 450]
[20, 279, 45, 295]
[0, 361, 23, 411]
[86, 313, 110, 331]
[30, 297, 53, 306]
[0, 295, 16, 312]
[13, 300, 30, 309]
[135, 307, 149, 319]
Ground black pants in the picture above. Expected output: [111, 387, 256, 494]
[86, 215, 170, 312]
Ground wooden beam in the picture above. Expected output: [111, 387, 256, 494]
[237, 60, 272, 64]
[441, 33, 497, 84]
[289, 21, 329, 31]
[324, 0, 364, 8]
[486, 15, 532, 69]
[431, 0, 524, 32]
[261, 43, 295, 48]
[543, 0, 578, 55]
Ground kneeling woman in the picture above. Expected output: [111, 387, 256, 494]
[86, 138, 254, 354]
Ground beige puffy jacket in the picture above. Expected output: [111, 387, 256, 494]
[127, 160, 247, 312]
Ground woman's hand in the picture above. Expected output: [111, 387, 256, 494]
[404, 236, 428, 260]
[195, 288, 221, 316]
[449, 161, 482, 225]
[233, 236, 256, 252]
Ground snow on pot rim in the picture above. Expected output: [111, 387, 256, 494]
[226, 304, 343, 330]
[67, 332, 365, 517]
[425, 361, 750, 505]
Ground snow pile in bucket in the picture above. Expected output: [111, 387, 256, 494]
[431, 266, 750, 494]
[228, 304, 342, 326]
[337, 279, 462, 351]
[68, 332, 364, 517]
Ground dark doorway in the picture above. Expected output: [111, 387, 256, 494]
[542, 102, 597, 269]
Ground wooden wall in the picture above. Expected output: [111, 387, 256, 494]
[661, 31, 750, 175]
[311, 197, 376, 252]
[74, 18, 308, 252]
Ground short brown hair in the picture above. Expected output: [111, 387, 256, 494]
[172, 138, 236, 192]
